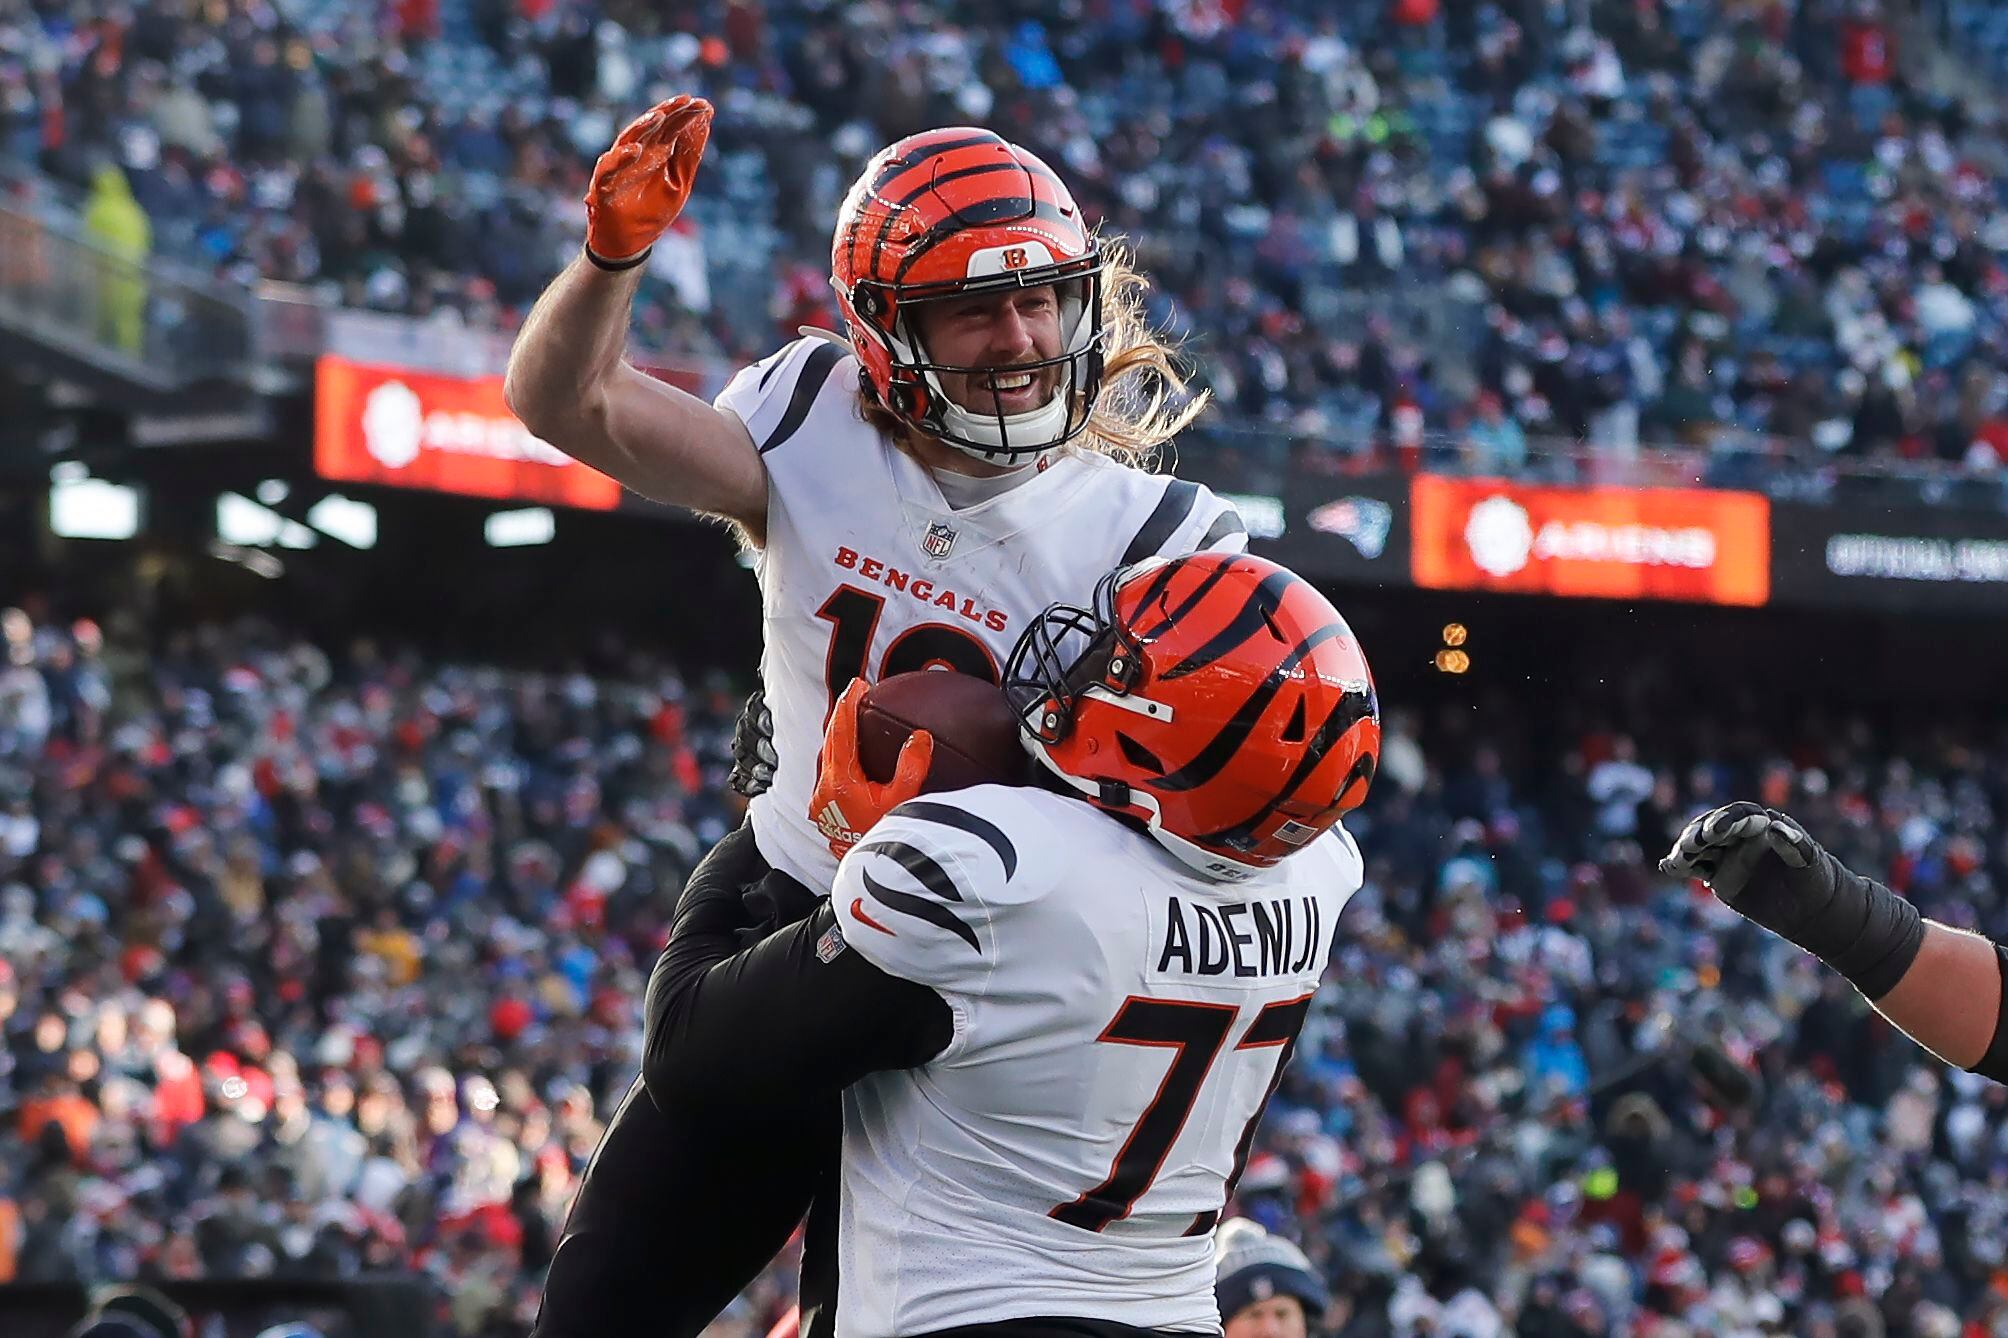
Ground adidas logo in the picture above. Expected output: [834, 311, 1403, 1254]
[816, 801, 859, 846]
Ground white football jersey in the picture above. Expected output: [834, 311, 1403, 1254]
[715, 336, 1249, 893]
[823, 785, 1363, 1338]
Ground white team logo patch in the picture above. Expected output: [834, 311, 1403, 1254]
[922, 521, 957, 559]
[966, 241, 1056, 278]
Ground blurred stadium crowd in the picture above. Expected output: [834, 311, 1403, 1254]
[5, 603, 2008, 1337]
[11, 0, 2008, 1336]
[7, 0, 2008, 476]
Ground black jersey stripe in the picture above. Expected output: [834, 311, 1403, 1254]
[756, 342, 844, 455]
[1121, 479, 1203, 565]
[854, 838, 967, 902]
[860, 869, 979, 951]
[888, 801, 1019, 878]
[1197, 505, 1247, 550]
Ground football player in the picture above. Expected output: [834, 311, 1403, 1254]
[1663, 802, 2008, 1085]
[507, 99, 1250, 1338]
[643, 551, 1380, 1338]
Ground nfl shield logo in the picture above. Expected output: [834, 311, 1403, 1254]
[815, 922, 848, 964]
[922, 521, 957, 558]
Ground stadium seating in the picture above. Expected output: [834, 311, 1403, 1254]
[3, 0, 2006, 484]
[4, 610, 2008, 1333]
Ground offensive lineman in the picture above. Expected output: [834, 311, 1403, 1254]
[506, 98, 1249, 1337]
[645, 552, 1382, 1338]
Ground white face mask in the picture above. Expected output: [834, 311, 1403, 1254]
[889, 280, 1101, 467]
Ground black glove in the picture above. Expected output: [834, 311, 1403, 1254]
[1660, 802, 1923, 999]
[729, 688, 777, 798]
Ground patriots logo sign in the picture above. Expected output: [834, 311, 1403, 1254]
[1307, 496, 1393, 560]
[922, 521, 957, 559]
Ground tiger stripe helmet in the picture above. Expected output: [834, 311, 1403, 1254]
[831, 127, 1107, 465]
[1003, 553, 1380, 882]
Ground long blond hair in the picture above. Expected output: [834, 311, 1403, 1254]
[855, 236, 1209, 470]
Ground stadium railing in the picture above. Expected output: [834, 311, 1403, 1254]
[0, 196, 253, 392]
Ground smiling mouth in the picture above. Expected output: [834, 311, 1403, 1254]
[981, 368, 1046, 410]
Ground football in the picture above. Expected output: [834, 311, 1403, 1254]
[855, 670, 1030, 793]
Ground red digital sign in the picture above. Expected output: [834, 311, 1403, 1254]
[1410, 476, 1771, 606]
[314, 355, 623, 511]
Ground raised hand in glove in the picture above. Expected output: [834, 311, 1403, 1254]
[808, 679, 931, 860]
[584, 94, 714, 267]
[1661, 801, 1923, 999]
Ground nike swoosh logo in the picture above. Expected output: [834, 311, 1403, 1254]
[849, 897, 896, 936]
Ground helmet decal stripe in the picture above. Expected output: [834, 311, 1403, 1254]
[1005, 552, 1379, 877]
[1124, 560, 1185, 629]
[1153, 623, 1349, 793]
[1191, 692, 1380, 846]
[867, 132, 1003, 194]
[1158, 567, 1297, 681]
[868, 160, 1027, 270]
[894, 198, 1079, 283]
[1133, 560, 1237, 642]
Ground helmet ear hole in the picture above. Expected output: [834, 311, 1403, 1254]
[1280, 697, 1308, 744]
[1116, 733, 1165, 775]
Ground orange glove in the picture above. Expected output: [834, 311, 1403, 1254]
[809, 680, 933, 859]
[584, 95, 714, 266]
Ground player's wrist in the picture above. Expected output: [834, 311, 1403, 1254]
[585, 242, 653, 272]
[1769, 851, 1923, 1000]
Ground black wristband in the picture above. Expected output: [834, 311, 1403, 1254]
[1810, 853, 1925, 1001]
[585, 244, 651, 272]
[1971, 943, 2008, 1085]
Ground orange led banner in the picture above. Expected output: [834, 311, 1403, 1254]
[1410, 476, 1770, 605]
[314, 355, 623, 511]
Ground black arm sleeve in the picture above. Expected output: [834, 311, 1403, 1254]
[642, 878, 954, 1121]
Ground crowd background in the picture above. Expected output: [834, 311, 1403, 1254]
[7, 0, 2008, 1336]
[8, 0, 2008, 481]
[3, 590, 2006, 1338]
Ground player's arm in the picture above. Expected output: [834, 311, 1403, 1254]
[1874, 924, 2006, 1067]
[641, 827, 953, 1122]
[501, 96, 767, 534]
[1664, 803, 2008, 1082]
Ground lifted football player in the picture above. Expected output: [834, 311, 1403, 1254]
[507, 99, 1249, 1338]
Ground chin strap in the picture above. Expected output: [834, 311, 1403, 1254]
[798, 325, 852, 348]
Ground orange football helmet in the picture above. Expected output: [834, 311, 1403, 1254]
[1003, 553, 1379, 881]
[831, 127, 1106, 465]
